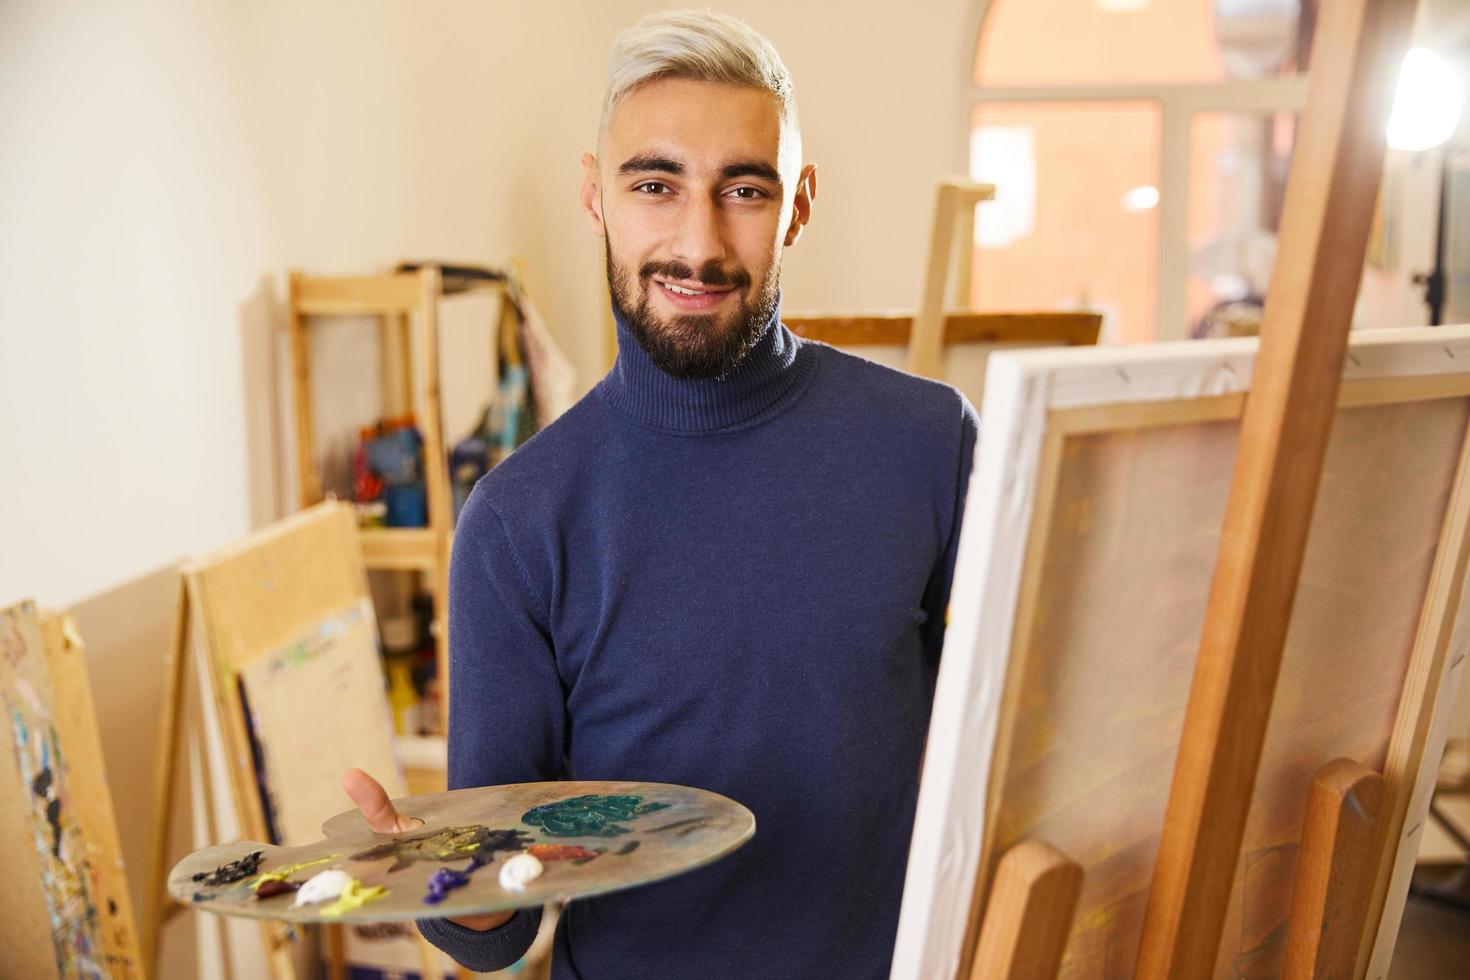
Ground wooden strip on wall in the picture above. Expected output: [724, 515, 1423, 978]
[784, 312, 1102, 348]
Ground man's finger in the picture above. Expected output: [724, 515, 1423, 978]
[341, 767, 422, 833]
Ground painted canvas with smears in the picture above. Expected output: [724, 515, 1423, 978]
[236, 596, 405, 848]
[1, 601, 141, 980]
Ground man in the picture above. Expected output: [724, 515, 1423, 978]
[344, 10, 976, 977]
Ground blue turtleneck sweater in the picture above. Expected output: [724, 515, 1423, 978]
[419, 303, 977, 978]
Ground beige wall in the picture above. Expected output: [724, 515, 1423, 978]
[0, 2, 268, 609]
[1, 0, 977, 612]
[8, 3, 1466, 624]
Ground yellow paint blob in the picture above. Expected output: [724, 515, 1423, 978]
[251, 855, 337, 892]
[320, 879, 388, 917]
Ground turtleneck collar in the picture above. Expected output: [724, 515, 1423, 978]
[596, 295, 815, 433]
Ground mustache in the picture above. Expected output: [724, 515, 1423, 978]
[639, 260, 750, 291]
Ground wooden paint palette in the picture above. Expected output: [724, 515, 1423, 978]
[169, 781, 754, 924]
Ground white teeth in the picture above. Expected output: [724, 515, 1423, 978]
[664, 283, 701, 296]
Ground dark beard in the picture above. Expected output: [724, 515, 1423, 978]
[605, 244, 778, 381]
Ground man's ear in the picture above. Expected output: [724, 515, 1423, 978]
[580, 153, 606, 237]
[783, 163, 817, 248]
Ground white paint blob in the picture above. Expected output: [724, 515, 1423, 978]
[498, 852, 544, 892]
[292, 868, 353, 907]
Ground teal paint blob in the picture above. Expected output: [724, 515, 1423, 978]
[521, 795, 670, 838]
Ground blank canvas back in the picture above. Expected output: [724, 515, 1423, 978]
[986, 395, 1468, 977]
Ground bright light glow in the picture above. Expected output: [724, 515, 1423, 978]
[970, 126, 1036, 248]
[1121, 185, 1160, 212]
[1096, 0, 1148, 11]
[1387, 48, 1463, 152]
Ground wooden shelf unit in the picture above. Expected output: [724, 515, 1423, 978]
[287, 265, 507, 738]
[358, 526, 445, 570]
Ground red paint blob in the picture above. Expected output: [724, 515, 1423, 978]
[528, 844, 600, 862]
[254, 879, 300, 900]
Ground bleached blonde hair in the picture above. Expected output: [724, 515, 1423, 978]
[599, 10, 801, 183]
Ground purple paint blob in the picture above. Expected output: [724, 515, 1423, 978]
[422, 855, 488, 905]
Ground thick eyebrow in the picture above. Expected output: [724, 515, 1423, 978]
[720, 161, 782, 185]
[617, 155, 684, 176]
[615, 155, 783, 187]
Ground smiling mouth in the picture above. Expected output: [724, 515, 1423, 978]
[653, 277, 735, 296]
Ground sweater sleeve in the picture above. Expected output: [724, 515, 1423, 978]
[920, 393, 979, 670]
[417, 906, 543, 973]
[444, 489, 567, 787]
[415, 486, 566, 968]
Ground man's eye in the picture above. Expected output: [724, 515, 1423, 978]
[728, 186, 765, 200]
[634, 182, 671, 194]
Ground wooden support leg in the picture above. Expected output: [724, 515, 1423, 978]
[413, 929, 441, 980]
[514, 900, 564, 980]
[266, 920, 297, 980]
[324, 922, 346, 980]
[907, 179, 995, 380]
[144, 575, 191, 978]
[969, 841, 1083, 980]
[288, 271, 320, 508]
[1282, 759, 1384, 980]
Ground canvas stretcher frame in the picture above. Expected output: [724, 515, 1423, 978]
[891, 325, 1470, 980]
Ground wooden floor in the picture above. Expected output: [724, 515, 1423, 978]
[1388, 868, 1470, 980]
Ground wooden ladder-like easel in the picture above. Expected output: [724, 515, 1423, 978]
[142, 506, 462, 980]
[784, 178, 1106, 374]
[955, 0, 1424, 977]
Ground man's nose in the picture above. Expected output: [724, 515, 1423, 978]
[669, 194, 727, 271]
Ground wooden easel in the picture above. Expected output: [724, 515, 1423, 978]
[786, 179, 1105, 379]
[908, 178, 997, 379]
[143, 504, 452, 980]
[949, 0, 1424, 977]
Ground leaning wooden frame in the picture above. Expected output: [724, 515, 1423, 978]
[892, 325, 1470, 980]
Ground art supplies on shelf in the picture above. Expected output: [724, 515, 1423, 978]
[380, 592, 445, 739]
[354, 415, 427, 528]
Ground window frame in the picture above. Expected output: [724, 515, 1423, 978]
[964, 1, 1310, 340]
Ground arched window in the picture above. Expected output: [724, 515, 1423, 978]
[968, 0, 1313, 341]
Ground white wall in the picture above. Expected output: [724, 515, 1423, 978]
[0, 1, 267, 608]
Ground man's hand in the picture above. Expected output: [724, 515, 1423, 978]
[341, 767, 424, 833]
[340, 768, 515, 932]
